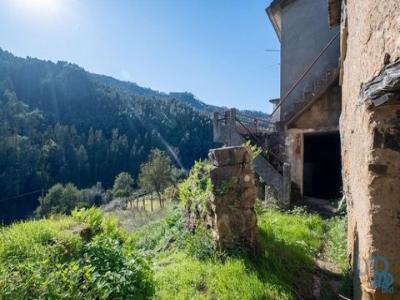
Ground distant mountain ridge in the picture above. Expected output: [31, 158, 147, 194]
[0, 48, 216, 222]
[90, 73, 270, 120]
[0, 47, 269, 223]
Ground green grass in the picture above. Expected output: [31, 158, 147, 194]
[107, 203, 174, 233]
[0, 216, 79, 265]
[0, 203, 349, 299]
[324, 216, 348, 271]
[129, 207, 327, 299]
[153, 252, 270, 300]
[0, 209, 154, 300]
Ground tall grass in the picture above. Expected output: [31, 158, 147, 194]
[324, 216, 348, 271]
[129, 206, 326, 299]
[0, 209, 154, 300]
[0, 187, 349, 300]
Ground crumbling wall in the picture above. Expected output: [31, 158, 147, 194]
[208, 146, 258, 252]
[340, 1, 400, 298]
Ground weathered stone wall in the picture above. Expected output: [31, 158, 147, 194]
[340, 1, 400, 298]
[208, 146, 258, 251]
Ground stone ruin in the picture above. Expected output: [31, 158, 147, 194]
[207, 146, 258, 252]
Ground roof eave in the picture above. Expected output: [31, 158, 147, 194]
[266, 5, 282, 42]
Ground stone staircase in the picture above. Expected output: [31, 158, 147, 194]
[213, 109, 291, 206]
[281, 68, 339, 125]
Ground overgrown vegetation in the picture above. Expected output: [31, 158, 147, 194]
[35, 181, 113, 217]
[112, 172, 135, 198]
[0, 161, 350, 299]
[179, 160, 212, 208]
[324, 216, 348, 271]
[0, 208, 154, 299]
[139, 149, 179, 207]
[127, 205, 327, 299]
[35, 183, 83, 217]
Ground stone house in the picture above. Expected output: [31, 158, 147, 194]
[268, 0, 400, 298]
[267, 0, 342, 200]
[214, 0, 400, 298]
[338, 1, 400, 298]
[213, 0, 342, 204]
[269, 0, 400, 298]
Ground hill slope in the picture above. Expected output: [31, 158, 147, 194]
[0, 48, 269, 223]
[90, 73, 270, 120]
[0, 49, 215, 222]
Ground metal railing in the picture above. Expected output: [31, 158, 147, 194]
[271, 31, 340, 120]
[235, 116, 284, 173]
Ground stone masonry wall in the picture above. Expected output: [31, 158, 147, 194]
[208, 146, 258, 252]
[340, 1, 400, 298]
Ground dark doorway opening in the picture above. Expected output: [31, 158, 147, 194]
[303, 131, 342, 199]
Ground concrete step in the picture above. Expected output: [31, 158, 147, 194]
[283, 68, 339, 123]
[212, 121, 288, 204]
[253, 154, 283, 194]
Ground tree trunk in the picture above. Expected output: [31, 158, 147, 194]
[150, 195, 154, 212]
[142, 196, 145, 211]
[157, 191, 162, 208]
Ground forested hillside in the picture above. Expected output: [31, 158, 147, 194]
[0, 49, 218, 223]
[90, 74, 270, 121]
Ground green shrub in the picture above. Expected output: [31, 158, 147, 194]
[72, 235, 154, 299]
[112, 172, 134, 198]
[35, 183, 83, 217]
[131, 209, 184, 253]
[243, 140, 262, 157]
[184, 225, 216, 260]
[80, 182, 111, 206]
[179, 160, 212, 207]
[72, 207, 104, 233]
[0, 209, 154, 300]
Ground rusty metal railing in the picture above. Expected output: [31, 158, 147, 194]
[270, 31, 340, 120]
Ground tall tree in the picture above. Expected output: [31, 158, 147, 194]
[0, 48, 215, 223]
[112, 172, 134, 198]
[139, 149, 177, 207]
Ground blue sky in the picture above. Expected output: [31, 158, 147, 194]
[0, 0, 280, 112]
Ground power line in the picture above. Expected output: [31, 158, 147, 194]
[0, 189, 44, 204]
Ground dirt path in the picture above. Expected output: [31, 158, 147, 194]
[296, 197, 349, 299]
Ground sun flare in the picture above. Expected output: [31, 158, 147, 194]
[12, 0, 61, 18]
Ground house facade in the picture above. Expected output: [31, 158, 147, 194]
[267, 0, 400, 298]
[267, 0, 342, 199]
[214, 1, 400, 296]
[339, 0, 400, 298]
